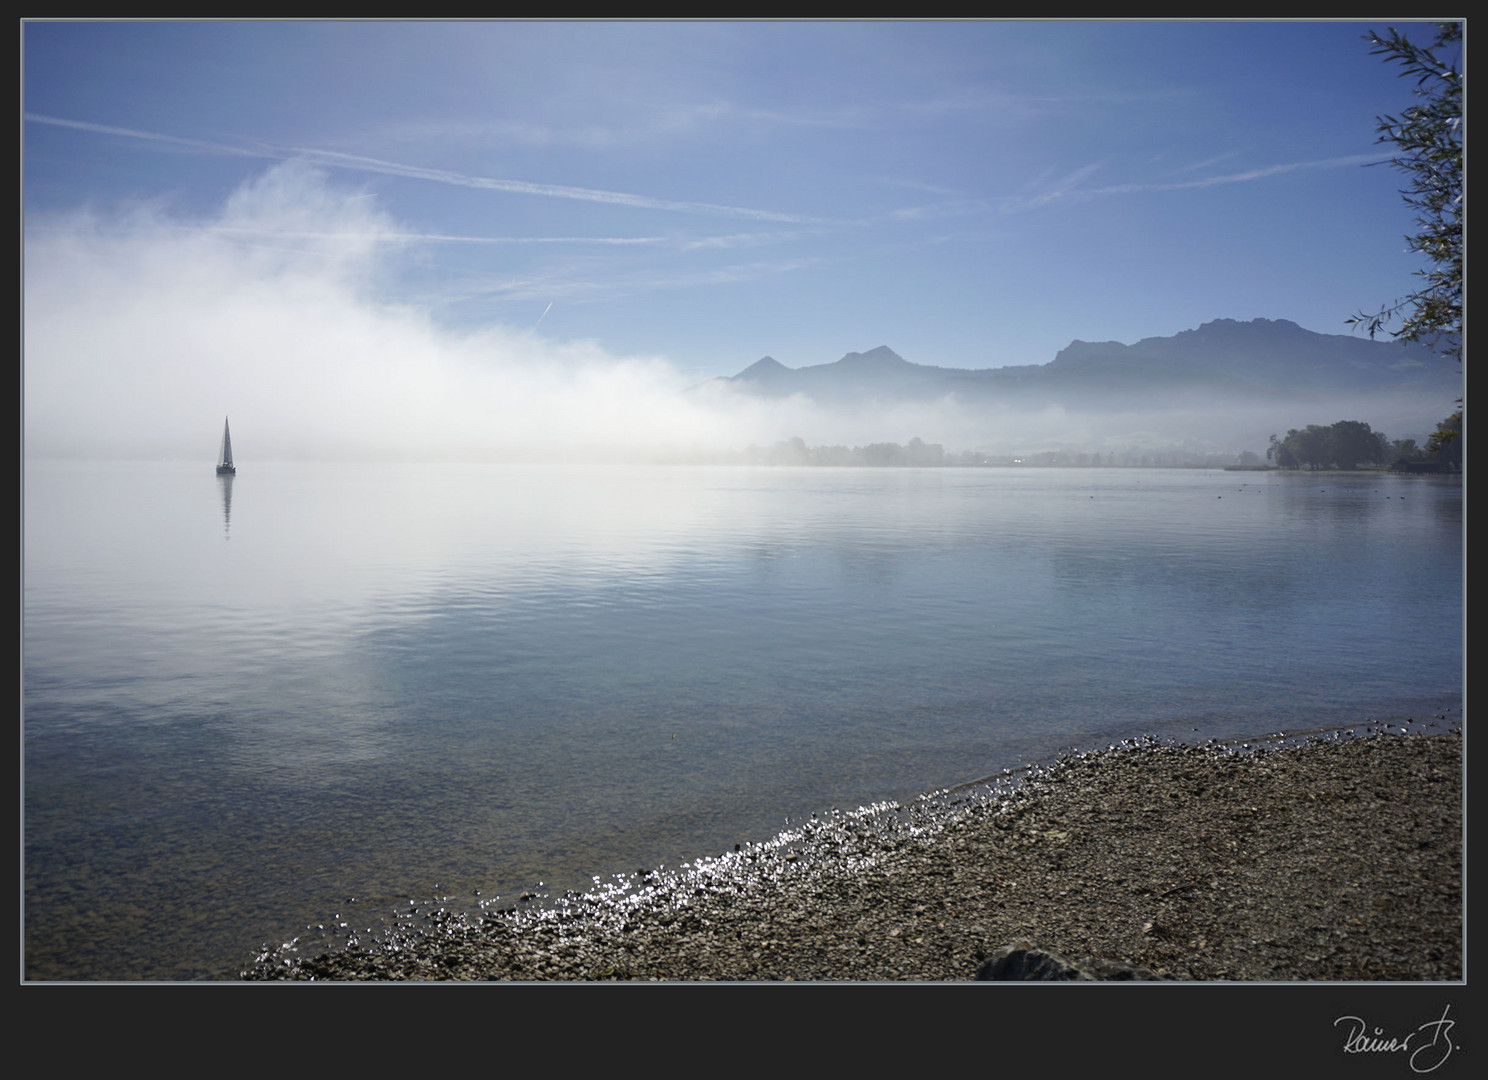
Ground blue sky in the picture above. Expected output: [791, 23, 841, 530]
[23, 20, 1453, 459]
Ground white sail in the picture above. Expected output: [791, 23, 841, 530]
[216, 417, 236, 474]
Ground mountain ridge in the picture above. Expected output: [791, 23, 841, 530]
[700, 318, 1457, 407]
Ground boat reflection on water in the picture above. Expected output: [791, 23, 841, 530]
[218, 471, 233, 540]
[216, 415, 236, 539]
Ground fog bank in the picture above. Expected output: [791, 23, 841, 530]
[24, 163, 1452, 464]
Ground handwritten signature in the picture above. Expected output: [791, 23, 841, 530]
[1335, 1005, 1456, 1073]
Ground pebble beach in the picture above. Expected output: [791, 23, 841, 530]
[241, 721, 1462, 982]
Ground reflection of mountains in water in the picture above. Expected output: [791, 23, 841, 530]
[695, 319, 1460, 409]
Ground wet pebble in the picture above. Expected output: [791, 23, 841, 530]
[243, 725, 1461, 983]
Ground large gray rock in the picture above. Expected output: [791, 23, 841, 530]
[975, 942, 1170, 981]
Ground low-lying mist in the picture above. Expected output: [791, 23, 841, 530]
[23, 164, 730, 462]
[687, 381, 1450, 464]
[23, 163, 1452, 465]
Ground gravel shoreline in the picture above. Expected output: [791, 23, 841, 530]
[242, 724, 1463, 982]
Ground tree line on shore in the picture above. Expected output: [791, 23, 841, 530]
[734, 436, 953, 466]
[1266, 417, 1461, 471]
[731, 436, 1234, 467]
[721, 435, 1315, 469]
[714, 418, 1461, 470]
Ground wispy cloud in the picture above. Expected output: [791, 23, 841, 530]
[171, 225, 807, 258]
[200, 227, 674, 247]
[677, 231, 813, 251]
[287, 145, 829, 224]
[1001, 152, 1395, 213]
[1170, 150, 1244, 175]
[1005, 162, 1106, 212]
[454, 254, 825, 307]
[24, 113, 269, 158]
[878, 198, 993, 224]
[26, 112, 831, 225]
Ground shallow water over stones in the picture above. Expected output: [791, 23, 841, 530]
[243, 713, 1462, 982]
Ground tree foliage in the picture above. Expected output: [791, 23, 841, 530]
[1266, 434, 1299, 469]
[1269, 421, 1392, 470]
[1425, 411, 1463, 466]
[1348, 23, 1463, 362]
[1326, 420, 1390, 471]
[1389, 437, 1426, 463]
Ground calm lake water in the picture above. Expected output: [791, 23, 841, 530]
[23, 461, 1462, 980]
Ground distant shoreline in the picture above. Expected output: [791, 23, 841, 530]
[243, 716, 1463, 982]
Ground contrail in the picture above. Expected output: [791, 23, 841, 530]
[25, 113, 830, 225]
[536, 302, 553, 326]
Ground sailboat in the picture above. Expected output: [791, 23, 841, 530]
[215, 416, 237, 475]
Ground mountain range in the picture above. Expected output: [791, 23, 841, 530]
[697, 319, 1459, 411]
